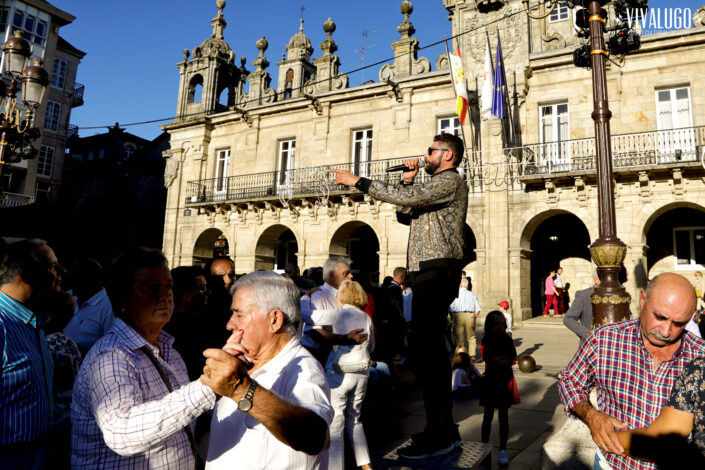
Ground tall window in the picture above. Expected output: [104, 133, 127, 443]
[674, 227, 705, 270]
[37, 145, 54, 177]
[51, 58, 67, 89]
[278, 139, 296, 185]
[44, 101, 61, 131]
[656, 87, 692, 130]
[214, 149, 230, 198]
[656, 87, 694, 160]
[35, 181, 51, 202]
[0, 7, 9, 36]
[437, 117, 462, 137]
[540, 102, 569, 163]
[549, 4, 569, 22]
[352, 128, 373, 177]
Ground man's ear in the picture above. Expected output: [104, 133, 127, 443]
[270, 309, 285, 333]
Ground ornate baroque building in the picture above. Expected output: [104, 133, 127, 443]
[162, 0, 705, 325]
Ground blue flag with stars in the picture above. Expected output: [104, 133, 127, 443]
[491, 32, 506, 120]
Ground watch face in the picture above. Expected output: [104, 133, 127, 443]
[238, 398, 252, 412]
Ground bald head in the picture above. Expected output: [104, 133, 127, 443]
[640, 273, 696, 348]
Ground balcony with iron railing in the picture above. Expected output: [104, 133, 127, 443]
[72, 82, 84, 108]
[0, 192, 35, 208]
[185, 126, 705, 205]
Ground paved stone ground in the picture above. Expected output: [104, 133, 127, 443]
[363, 316, 582, 469]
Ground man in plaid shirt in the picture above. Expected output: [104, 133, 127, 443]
[559, 273, 705, 470]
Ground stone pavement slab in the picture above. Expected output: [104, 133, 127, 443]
[366, 318, 582, 470]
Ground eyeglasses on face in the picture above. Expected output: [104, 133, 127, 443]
[427, 147, 449, 155]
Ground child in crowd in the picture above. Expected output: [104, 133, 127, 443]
[497, 300, 512, 337]
[451, 346, 482, 398]
[480, 311, 519, 466]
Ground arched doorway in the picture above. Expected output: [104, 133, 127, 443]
[523, 211, 592, 317]
[255, 224, 298, 272]
[645, 204, 705, 279]
[193, 228, 228, 266]
[329, 222, 380, 279]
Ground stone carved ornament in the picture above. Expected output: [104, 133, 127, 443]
[462, 5, 523, 65]
[694, 6, 705, 26]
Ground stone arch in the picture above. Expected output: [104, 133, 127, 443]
[254, 224, 299, 271]
[642, 202, 705, 278]
[187, 74, 204, 103]
[519, 209, 593, 317]
[329, 221, 380, 278]
[193, 228, 226, 265]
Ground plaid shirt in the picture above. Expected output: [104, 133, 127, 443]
[559, 319, 705, 470]
[71, 318, 216, 469]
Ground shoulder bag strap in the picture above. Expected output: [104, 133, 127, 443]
[139, 346, 198, 466]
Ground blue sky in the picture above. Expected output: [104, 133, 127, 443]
[53, 0, 702, 140]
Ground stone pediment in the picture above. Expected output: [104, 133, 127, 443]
[193, 37, 233, 62]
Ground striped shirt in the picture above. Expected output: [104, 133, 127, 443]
[449, 288, 481, 313]
[0, 291, 54, 445]
[558, 319, 705, 470]
[71, 317, 216, 469]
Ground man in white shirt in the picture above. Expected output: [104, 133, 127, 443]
[201, 272, 333, 470]
[63, 259, 114, 354]
[301, 256, 356, 364]
[555, 267, 565, 315]
[449, 277, 481, 359]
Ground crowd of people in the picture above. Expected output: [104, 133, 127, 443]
[5, 131, 705, 470]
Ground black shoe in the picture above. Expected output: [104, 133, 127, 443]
[398, 434, 458, 460]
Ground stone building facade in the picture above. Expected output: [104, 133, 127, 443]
[162, 0, 705, 325]
[0, 0, 85, 207]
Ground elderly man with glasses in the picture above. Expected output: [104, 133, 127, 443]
[331, 132, 469, 459]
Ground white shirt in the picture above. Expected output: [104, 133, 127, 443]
[555, 273, 564, 289]
[301, 283, 338, 349]
[206, 337, 333, 470]
[71, 318, 216, 469]
[402, 287, 413, 322]
[64, 288, 115, 353]
[503, 311, 513, 336]
[314, 304, 375, 373]
[449, 288, 481, 313]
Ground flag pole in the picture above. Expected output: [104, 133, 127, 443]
[443, 37, 471, 164]
[496, 29, 516, 148]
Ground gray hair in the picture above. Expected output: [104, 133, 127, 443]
[233, 271, 301, 335]
[460, 277, 469, 288]
[323, 256, 350, 281]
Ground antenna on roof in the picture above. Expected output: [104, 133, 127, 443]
[354, 29, 377, 84]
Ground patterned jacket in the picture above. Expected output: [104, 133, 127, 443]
[357, 168, 468, 272]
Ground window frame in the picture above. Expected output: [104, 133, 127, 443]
[351, 128, 373, 177]
[43, 100, 62, 132]
[36, 145, 54, 177]
[214, 148, 231, 198]
[277, 139, 296, 186]
[437, 116, 462, 138]
[673, 227, 705, 271]
[51, 57, 68, 90]
[655, 86, 693, 131]
[549, 4, 569, 23]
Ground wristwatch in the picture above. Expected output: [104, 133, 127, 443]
[237, 380, 257, 412]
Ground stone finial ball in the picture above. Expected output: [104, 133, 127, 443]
[517, 355, 536, 373]
[323, 18, 336, 34]
[216, 0, 225, 10]
[400, 0, 413, 15]
[256, 36, 268, 52]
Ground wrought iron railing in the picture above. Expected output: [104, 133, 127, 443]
[0, 192, 35, 208]
[516, 125, 705, 176]
[185, 126, 705, 204]
[72, 82, 85, 107]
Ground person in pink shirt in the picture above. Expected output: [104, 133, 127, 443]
[543, 270, 559, 317]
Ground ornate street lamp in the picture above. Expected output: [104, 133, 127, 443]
[0, 30, 49, 194]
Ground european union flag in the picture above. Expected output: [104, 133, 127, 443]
[491, 32, 506, 120]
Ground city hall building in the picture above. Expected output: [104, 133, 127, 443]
[162, 0, 705, 324]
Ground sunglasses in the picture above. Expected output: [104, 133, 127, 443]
[427, 147, 449, 155]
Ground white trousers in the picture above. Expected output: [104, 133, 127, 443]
[326, 370, 371, 469]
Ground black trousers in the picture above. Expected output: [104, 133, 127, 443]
[408, 265, 462, 437]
